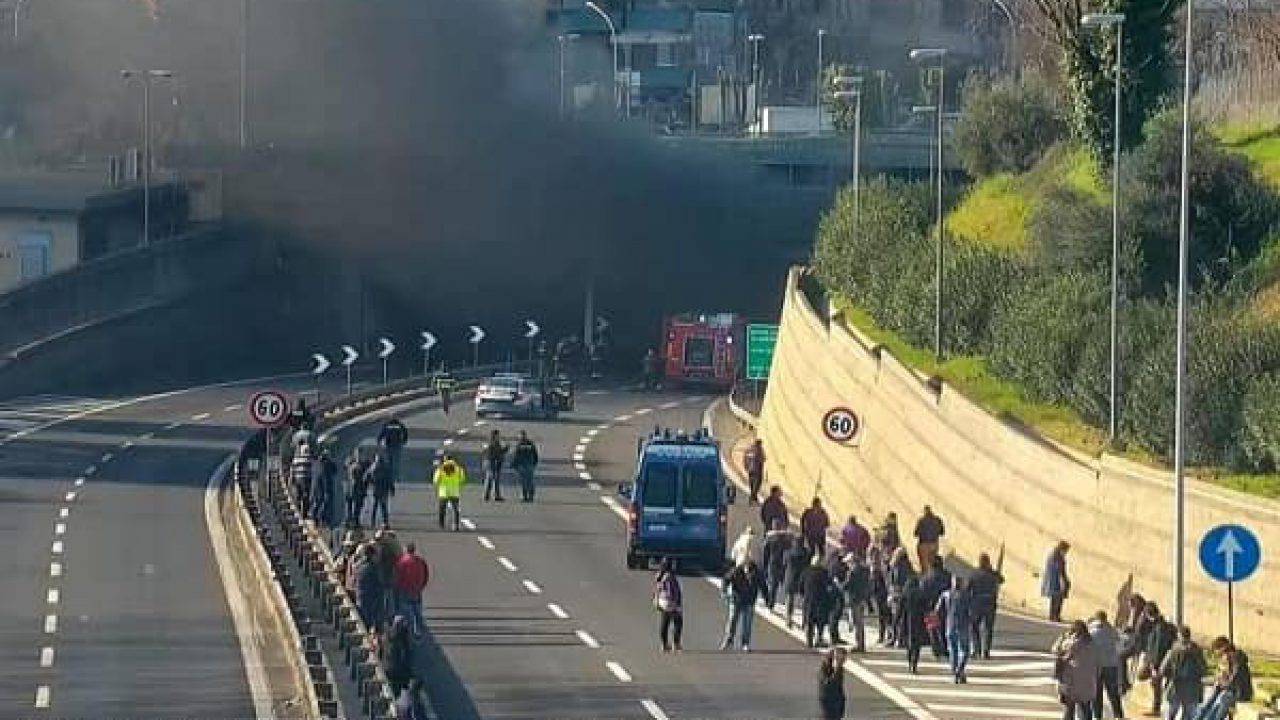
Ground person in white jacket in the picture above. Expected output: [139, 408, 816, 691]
[730, 526, 758, 567]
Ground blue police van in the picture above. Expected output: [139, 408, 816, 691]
[619, 431, 731, 570]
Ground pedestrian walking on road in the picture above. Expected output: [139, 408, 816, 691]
[346, 449, 371, 528]
[913, 505, 946, 573]
[393, 542, 430, 637]
[802, 555, 834, 648]
[1200, 636, 1251, 720]
[720, 559, 763, 651]
[1141, 604, 1177, 718]
[1088, 610, 1125, 719]
[1119, 594, 1152, 694]
[760, 485, 787, 534]
[373, 529, 402, 625]
[761, 520, 791, 609]
[367, 445, 396, 527]
[355, 543, 385, 632]
[511, 431, 540, 502]
[881, 512, 902, 552]
[817, 647, 847, 720]
[920, 556, 952, 658]
[783, 536, 812, 628]
[311, 446, 339, 527]
[1158, 626, 1206, 720]
[433, 456, 466, 531]
[968, 552, 1004, 659]
[936, 575, 973, 683]
[1053, 620, 1100, 720]
[382, 615, 413, 697]
[901, 577, 929, 674]
[1042, 541, 1072, 623]
[730, 525, 757, 567]
[482, 429, 508, 502]
[378, 417, 409, 486]
[825, 552, 848, 646]
[291, 440, 314, 517]
[801, 497, 831, 560]
[867, 534, 892, 645]
[840, 515, 871, 560]
[653, 558, 683, 652]
[838, 552, 871, 652]
[394, 679, 430, 720]
[745, 439, 766, 505]
[888, 547, 916, 648]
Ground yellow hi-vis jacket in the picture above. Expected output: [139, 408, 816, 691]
[433, 462, 466, 499]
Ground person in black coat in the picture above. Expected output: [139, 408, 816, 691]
[802, 558, 834, 648]
[783, 538, 812, 629]
[818, 647, 847, 719]
[918, 555, 952, 658]
[902, 577, 930, 674]
[382, 615, 413, 697]
[760, 520, 792, 610]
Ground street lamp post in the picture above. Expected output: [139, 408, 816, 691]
[1173, 0, 1195, 628]
[584, 1, 620, 117]
[1082, 12, 1126, 445]
[815, 29, 826, 135]
[558, 33, 580, 119]
[834, 76, 863, 237]
[122, 69, 174, 248]
[910, 48, 948, 359]
[748, 33, 765, 135]
[990, 0, 1017, 72]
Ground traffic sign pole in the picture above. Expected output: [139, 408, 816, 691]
[1228, 580, 1234, 645]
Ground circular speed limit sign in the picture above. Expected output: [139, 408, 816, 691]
[248, 390, 290, 428]
[822, 406, 860, 443]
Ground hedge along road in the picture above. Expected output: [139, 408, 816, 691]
[319, 384, 919, 720]
[0, 375, 349, 716]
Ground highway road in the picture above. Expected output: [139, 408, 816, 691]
[322, 385, 1069, 720]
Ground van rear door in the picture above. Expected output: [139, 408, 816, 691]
[679, 462, 720, 542]
[638, 463, 678, 542]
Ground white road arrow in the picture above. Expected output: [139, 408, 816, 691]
[525, 320, 540, 339]
[468, 325, 486, 345]
[420, 331, 437, 352]
[341, 345, 359, 367]
[311, 353, 331, 375]
[1216, 530, 1244, 580]
[378, 337, 396, 359]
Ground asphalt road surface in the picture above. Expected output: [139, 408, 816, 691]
[322, 385, 1068, 720]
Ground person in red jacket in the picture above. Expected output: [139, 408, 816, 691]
[393, 542, 430, 637]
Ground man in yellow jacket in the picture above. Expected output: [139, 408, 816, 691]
[433, 456, 467, 531]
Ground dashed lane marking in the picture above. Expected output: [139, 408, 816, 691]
[578, 471, 592, 481]
[442, 439, 454, 447]
[599, 495, 625, 518]
[39, 647, 54, 668]
[497, 556, 517, 572]
[73, 478, 84, 487]
[521, 580, 542, 595]
[63, 492, 75, 502]
[191, 412, 211, 421]
[659, 401, 680, 410]
[164, 422, 182, 431]
[121, 441, 134, 449]
[140, 432, 155, 440]
[43, 615, 56, 633]
[50, 541, 62, 555]
[46, 589, 58, 604]
[925, 704, 1061, 719]
[641, 699, 670, 720]
[902, 687, 1058, 704]
[476, 536, 495, 550]
[49, 563, 61, 578]
[613, 414, 632, 423]
[634, 408, 652, 416]
[547, 603, 569, 619]
[223, 404, 241, 412]
[58, 508, 68, 519]
[862, 659, 1053, 673]
[83, 466, 95, 476]
[459, 518, 475, 531]
[54, 523, 65, 536]
[573, 453, 586, 462]
[587, 428, 600, 437]
[100, 452, 113, 462]
[473, 420, 487, 427]
[605, 661, 632, 683]
[574, 630, 600, 649]
[34, 685, 49, 709]
[587, 481, 602, 491]
[881, 672, 1054, 687]
[595, 423, 609, 431]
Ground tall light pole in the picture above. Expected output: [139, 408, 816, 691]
[748, 33, 765, 134]
[989, 0, 1017, 72]
[1173, 0, 1195, 628]
[558, 33, 580, 120]
[834, 76, 863, 238]
[910, 48, 947, 358]
[815, 28, 826, 134]
[239, 0, 248, 149]
[584, 1, 620, 117]
[122, 69, 174, 248]
[1082, 12, 1126, 444]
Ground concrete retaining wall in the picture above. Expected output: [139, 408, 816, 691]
[757, 267, 1279, 654]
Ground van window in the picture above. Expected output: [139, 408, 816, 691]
[681, 464, 718, 509]
[642, 463, 678, 507]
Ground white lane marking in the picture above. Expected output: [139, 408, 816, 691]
[547, 603, 570, 619]
[224, 404, 241, 412]
[574, 444, 586, 454]
[83, 466, 95, 476]
[989, 649, 1054, 659]
[926, 704, 1061, 719]
[140, 432, 155, 440]
[881, 672, 1054, 687]
[578, 471, 592, 481]
[54, 523, 65, 536]
[39, 646, 54, 668]
[581, 437, 593, 445]
[573, 453, 586, 462]
[442, 438, 454, 447]
[587, 481, 602, 491]
[473, 420, 487, 427]
[521, 579, 542, 595]
[64, 492, 76, 502]
[613, 414, 632, 422]
[596, 423, 609, 431]
[191, 412, 211, 421]
[34, 686, 50, 708]
[49, 563, 61, 578]
[476, 536, 495, 550]
[641, 699, 670, 720]
[204, 454, 275, 720]
[600, 495, 626, 518]
[73, 478, 84, 487]
[50, 541, 63, 554]
[660, 401, 680, 410]
[455, 427, 469, 435]
[164, 422, 182, 430]
[862, 659, 1053, 673]
[575, 630, 600, 649]
[43, 615, 57, 633]
[575, 464, 588, 473]
[605, 661, 632, 683]
[903, 687, 1058, 704]
[587, 428, 600, 437]
[497, 556, 517, 572]
[460, 518, 476, 531]
[100, 452, 113, 462]
[634, 408, 652, 416]
[46, 588, 59, 604]
[58, 508, 69, 519]
[121, 440, 134, 449]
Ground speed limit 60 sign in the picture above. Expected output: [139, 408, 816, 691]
[822, 406, 861, 443]
[248, 390, 290, 428]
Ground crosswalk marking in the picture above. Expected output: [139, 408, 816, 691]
[926, 703, 1062, 718]
[902, 687, 1059, 704]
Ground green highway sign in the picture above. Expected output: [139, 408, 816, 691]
[746, 323, 779, 380]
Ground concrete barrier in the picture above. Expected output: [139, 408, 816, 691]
[757, 266, 1280, 655]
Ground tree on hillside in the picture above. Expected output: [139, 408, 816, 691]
[953, 72, 1066, 176]
[1015, 0, 1180, 159]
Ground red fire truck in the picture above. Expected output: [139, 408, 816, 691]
[662, 312, 746, 389]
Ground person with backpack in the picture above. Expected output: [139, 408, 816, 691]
[510, 430, 540, 502]
[482, 429, 508, 502]
[1142, 604, 1177, 718]
[720, 559, 763, 651]
[1158, 625, 1206, 720]
[1200, 636, 1252, 720]
[653, 558, 683, 652]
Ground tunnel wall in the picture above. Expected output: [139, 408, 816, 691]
[758, 267, 1279, 654]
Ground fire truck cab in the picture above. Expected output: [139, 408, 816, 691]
[662, 312, 745, 390]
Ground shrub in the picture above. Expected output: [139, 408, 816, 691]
[943, 242, 1025, 355]
[953, 73, 1067, 177]
[1237, 373, 1280, 471]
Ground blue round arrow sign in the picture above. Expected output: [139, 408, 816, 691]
[1198, 524, 1262, 583]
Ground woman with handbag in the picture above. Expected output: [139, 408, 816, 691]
[654, 558, 684, 652]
